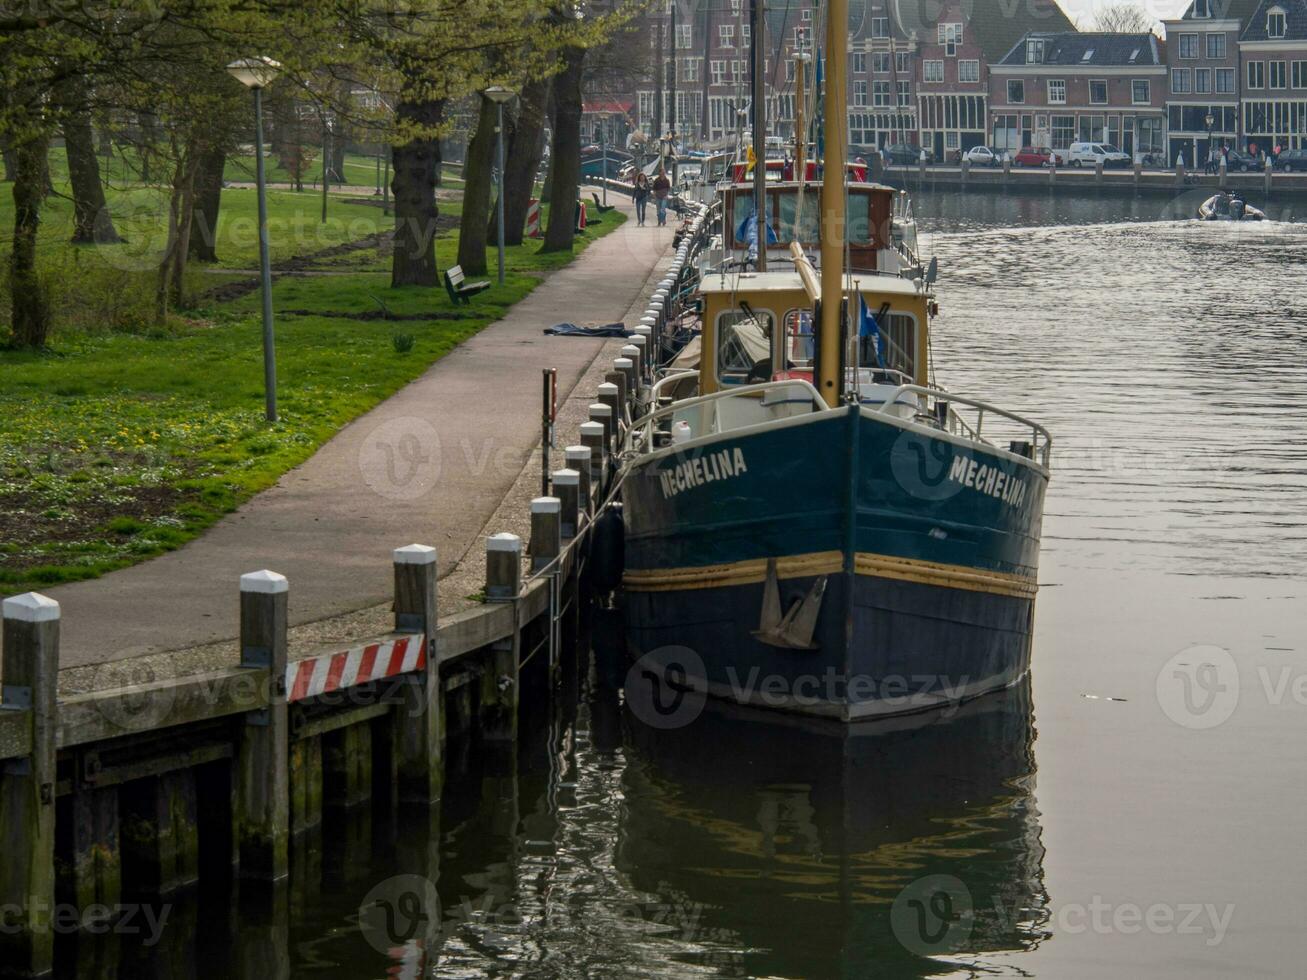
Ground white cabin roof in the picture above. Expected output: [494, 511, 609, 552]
[699, 270, 924, 297]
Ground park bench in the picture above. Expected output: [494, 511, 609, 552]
[444, 264, 491, 305]
[590, 192, 616, 215]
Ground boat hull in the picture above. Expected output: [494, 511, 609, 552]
[621, 404, 1047, 721]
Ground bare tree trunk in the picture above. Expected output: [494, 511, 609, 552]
[500, 77, 549, 247]
[457, 95, 497, 276]
[1, 139, 15, 183]
[156, 146, 199, 322]
[188, 147, 225, 262]
[9, 132, 52, 348]
[330, 133, 347, 184]
[65, 107, 121, 243]
[390, 98, 444, 288]
[542, 43, 585, 253]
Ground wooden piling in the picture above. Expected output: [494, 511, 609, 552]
[120, 769, 200, 896]
[580, 421, 607, 491]
[529, 497, 562, 573]
[485, 533, 522, 601]
[391, 544, 441, 805]
[62, 783, 120, 914]
[620, 343, 643, 386]
[234, 570, 289, 882]
[588, 402, 614, 450]
[614, 357, 636, 406]
[597, 382, 622, 432]
[606, 368, 630, 415]
[626, 335, 649, 384]
[0, 592, 60, 977]
[289, 735, 323, 834]
[564, 446, 592, 514]
[322, 723, 371, 808]
[552, 469, 581, 540]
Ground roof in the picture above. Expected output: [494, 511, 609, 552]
[952, 0, 1077, 60]
[1178, 0, 1262, 21]
[1239, 0, 1307, 39]
[996, 31, 1163, 66]
[700, 270, 924, 298]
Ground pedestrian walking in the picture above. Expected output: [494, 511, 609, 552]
[652, 167, 672, 227]
[633, 172, 651, 226]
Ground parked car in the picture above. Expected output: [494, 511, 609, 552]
[1013, 146, 1062, 167]
[1223, 149, 1261, 172]
[1276, 148, 1307, 172]
[1066, 142, 1131, 167]
[963, 145, 1002, 166]
[882, 143, 932, 166]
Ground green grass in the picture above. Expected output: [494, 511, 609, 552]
[0, 165, 624, 591]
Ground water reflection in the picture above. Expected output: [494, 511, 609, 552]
[620, 681, 1046, 978]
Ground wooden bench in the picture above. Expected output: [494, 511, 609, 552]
[444, 264, 490, 305]
[590, 191, 616, 215]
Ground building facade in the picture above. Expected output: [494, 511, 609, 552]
[1163, 0, 1255, 165]
[1239, 0, 1307, 152]
[989, 32, 1167, 158]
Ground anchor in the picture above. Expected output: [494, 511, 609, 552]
[752, 557, 826, 650]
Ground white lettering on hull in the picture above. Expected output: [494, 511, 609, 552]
[658, 448, 749, 499]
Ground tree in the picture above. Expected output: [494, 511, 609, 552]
[457, 94, 498, 276]
[187, 147, 226, 262]
[60, 77, 121, 244]
[1088, 3, 1154, 32]
[540, 39, 584, 253]
[9, 130, 52, 347]
[499, 76, 549, 247]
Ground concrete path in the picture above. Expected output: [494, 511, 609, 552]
[45, 197, 675, 669]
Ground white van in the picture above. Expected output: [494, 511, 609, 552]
[1066, 142, 1130, 167]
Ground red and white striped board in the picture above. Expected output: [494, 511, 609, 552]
[526, 198, 541, 238]
[287, 634, 426, 702]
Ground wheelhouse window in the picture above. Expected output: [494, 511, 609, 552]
[716, 309, 776, 385]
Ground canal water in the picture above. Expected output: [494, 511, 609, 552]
[61, 191, 1307, 978]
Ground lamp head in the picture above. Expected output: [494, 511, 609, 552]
[227, 56, 281, 90]
[485, 85, 515, 105]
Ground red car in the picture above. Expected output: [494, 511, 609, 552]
[1013, 146, 1063, 167]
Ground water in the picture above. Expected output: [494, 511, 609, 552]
[64, 191, 1307, 978]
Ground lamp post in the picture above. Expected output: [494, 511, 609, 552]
[227, 56, 281, 423]
[485, 86, 515, 287]
[600, 126, 608, 206]
[321, 112, 332, 224]
[1205, 111, 1216, 174]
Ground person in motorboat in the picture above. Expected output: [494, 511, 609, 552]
[1211, 191, 1231, 217]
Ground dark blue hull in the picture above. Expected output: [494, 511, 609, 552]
[621, 405, 1047, 721]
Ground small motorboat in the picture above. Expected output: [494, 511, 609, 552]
[1197, 193, 1266, 221]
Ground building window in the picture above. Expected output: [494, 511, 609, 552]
[1293, 61, 1307, 88]
[1268, 8, 1286, 38]
[854, 81, 869, 105]
[786, 60, 796, 82]
[794, 26, 810, 50]
[1195, 68, 1211, 93]
[1047, 79, 1066, 104]
[741, 23, 750, 45]
[1206, 33, 1226, 58]
[1089, 79, 1108, 104]
[1051, 114, 1075, 148]
[1270, 60, 1286, 89]
[1008, 79, 1025, 103]
[1247, 61, 1265, 89]
[1132, 79, 1150, 104]
[873, 52, 889, 73]
[638, 91, 653, 123]
[710, 60, 726, 85]
[897, 81, 911, 107]
[946, 131, 959, 149]
[938, 22, 962, 56]
[718, 24, 734, 48]
[959, 60, 980, 82]
[1026, 38, 1044, 63]
[1193, 0, 1210, 15]
[1172, 68, 1191, 93]
[731, 60, 744, 84]
[873, 81, 891, 107]
[924, 60, 944, 82]
[1215, 68, 1235, 93]
[897, 52, 911, 73]
[1178, 33, 1199, 59]
[676, 24, 691, 49]
[682, 59, 699, 83]
[872, 16, 889, 38]
[852, 53, 868, 74]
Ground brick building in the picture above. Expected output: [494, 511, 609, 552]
[1239, 0, 1307, 152]
[1163, 0, 1256, 166]
[989, 32, 1167, 159]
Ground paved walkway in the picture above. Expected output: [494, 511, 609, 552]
[45, 197, 674, 670]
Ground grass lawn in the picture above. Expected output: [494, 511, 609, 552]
[0, 166, 624, 592]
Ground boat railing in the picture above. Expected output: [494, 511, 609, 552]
[876, 384, 1053, 467]
[623, 379, 825, 456]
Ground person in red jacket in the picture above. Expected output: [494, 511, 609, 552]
[651, 167, 672, 227]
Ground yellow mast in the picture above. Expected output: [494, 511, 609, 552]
[816, 0, 848, 408]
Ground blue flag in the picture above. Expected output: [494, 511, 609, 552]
[859, 294, 885, 368]
[735, 209, 778, 263]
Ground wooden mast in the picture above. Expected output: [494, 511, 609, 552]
[750, 0, 767, 270]
[816, 0, 848, 407]
[794, 51, 807, 180]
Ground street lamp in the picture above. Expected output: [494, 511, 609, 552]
[227, 56, 281, 423]
[485, 85, 515, 287]
[1205, 112, 1216, 173]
